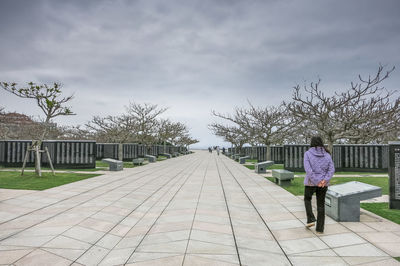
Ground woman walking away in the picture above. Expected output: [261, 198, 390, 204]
[304, 136, 335, 234]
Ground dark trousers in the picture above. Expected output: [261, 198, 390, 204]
[304, 186, 328, 232]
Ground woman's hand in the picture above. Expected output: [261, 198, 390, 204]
[318, 180, 326, 187]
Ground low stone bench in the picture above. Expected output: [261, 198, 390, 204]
[102, 158, 123, 171]
[132, 158, 145, 165]
[145, 155, 156, 163]
[239, 156, 250, 164]
[173, 152, 180, 157]
[233, 154, 241, 160]
[272, 169, 294, 186]
[255, 161, 274, 173]
[325, 181, 382, 222]
[161, 153, 172, 159]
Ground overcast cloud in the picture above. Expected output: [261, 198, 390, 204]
[0, 0, 399, 148]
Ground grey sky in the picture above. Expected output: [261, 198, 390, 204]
[1, 0, 399, 148]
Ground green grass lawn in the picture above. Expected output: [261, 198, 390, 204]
[244, 165, 255, 170]
[0, 159, 148, 173]
[360, 203, 400, 225]
[158, 156, 168, 161]
[0, 171, 101, 190]
[266, 176, 307, 196]
[266, 176, 389, 196]
[269, 164, 285, 170]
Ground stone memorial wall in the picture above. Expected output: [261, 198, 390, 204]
[227, 144, 388, 172]
[389, 141, 400, 209]
[284, 144, 388, 172]
[96, 143, 119, 160]
[0, 140, 96, 168]
[271, 146, 284, 164]
[242, 147, 256, 159]
[0, 141, 186, 168]
[226, 146, 283, 163]
[123, 144, 139, 160]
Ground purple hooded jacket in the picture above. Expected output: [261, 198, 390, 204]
[303, 147, 335, 186]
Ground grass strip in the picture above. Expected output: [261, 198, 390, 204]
[360, 203, 400, 225]
[0, 171, 101, 190]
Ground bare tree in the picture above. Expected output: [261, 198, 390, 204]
[0, 107, 8, 139]
[1, 82, 74, 175]
[86, 114, 136, 160]
[86, 102, 168, 158]
[59, 125, 94, 140]
[211, 107, 255, 146]
[210, 102, 293, 159]
[282, 120, 317, 144]
[212, 107, 256, 140]
[284, 65, 399, 151]
[126, 102, 167, 152]
[176, 134, 199, 150]
[156, 118, 189, 153]
[208, 122, 249, 153]
[245, 103, 295, 159]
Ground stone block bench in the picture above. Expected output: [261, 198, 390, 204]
[325, 181, 382, 222]
[145, 155, 156, 163]
[255, 161, 274, 173]
[102, 158, 123, 171]
[272, 169, 294, 186]
[132, 158, 145, 165]
[233, 154, 241, 160]
[239, 156, 250, 164]
[160, 153, 172, 159]
[172, 152, 180, 157]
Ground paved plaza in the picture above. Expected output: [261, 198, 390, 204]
[0, 151, 399, 265]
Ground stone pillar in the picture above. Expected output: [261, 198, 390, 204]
[389, 141, 400, 209]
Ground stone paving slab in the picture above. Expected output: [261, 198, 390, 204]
[0, 150, 399, 265]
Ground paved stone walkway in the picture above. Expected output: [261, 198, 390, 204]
[0, 151, 399, 265]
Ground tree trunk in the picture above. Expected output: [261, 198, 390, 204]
[327, 141, 333, 155]
[118, 143, 123, 161]
[35, 144, 41, 177]
[34, 119, 49, 176]
[266, 144, 271, 161]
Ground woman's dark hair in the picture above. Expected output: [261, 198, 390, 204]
[310, 136, 330, 154]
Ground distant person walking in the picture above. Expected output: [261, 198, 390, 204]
[303, 136, 335, 233]
[208, 147, 212, 153]
[222, 147, 225, 154]
[216, 146, 220, 155]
